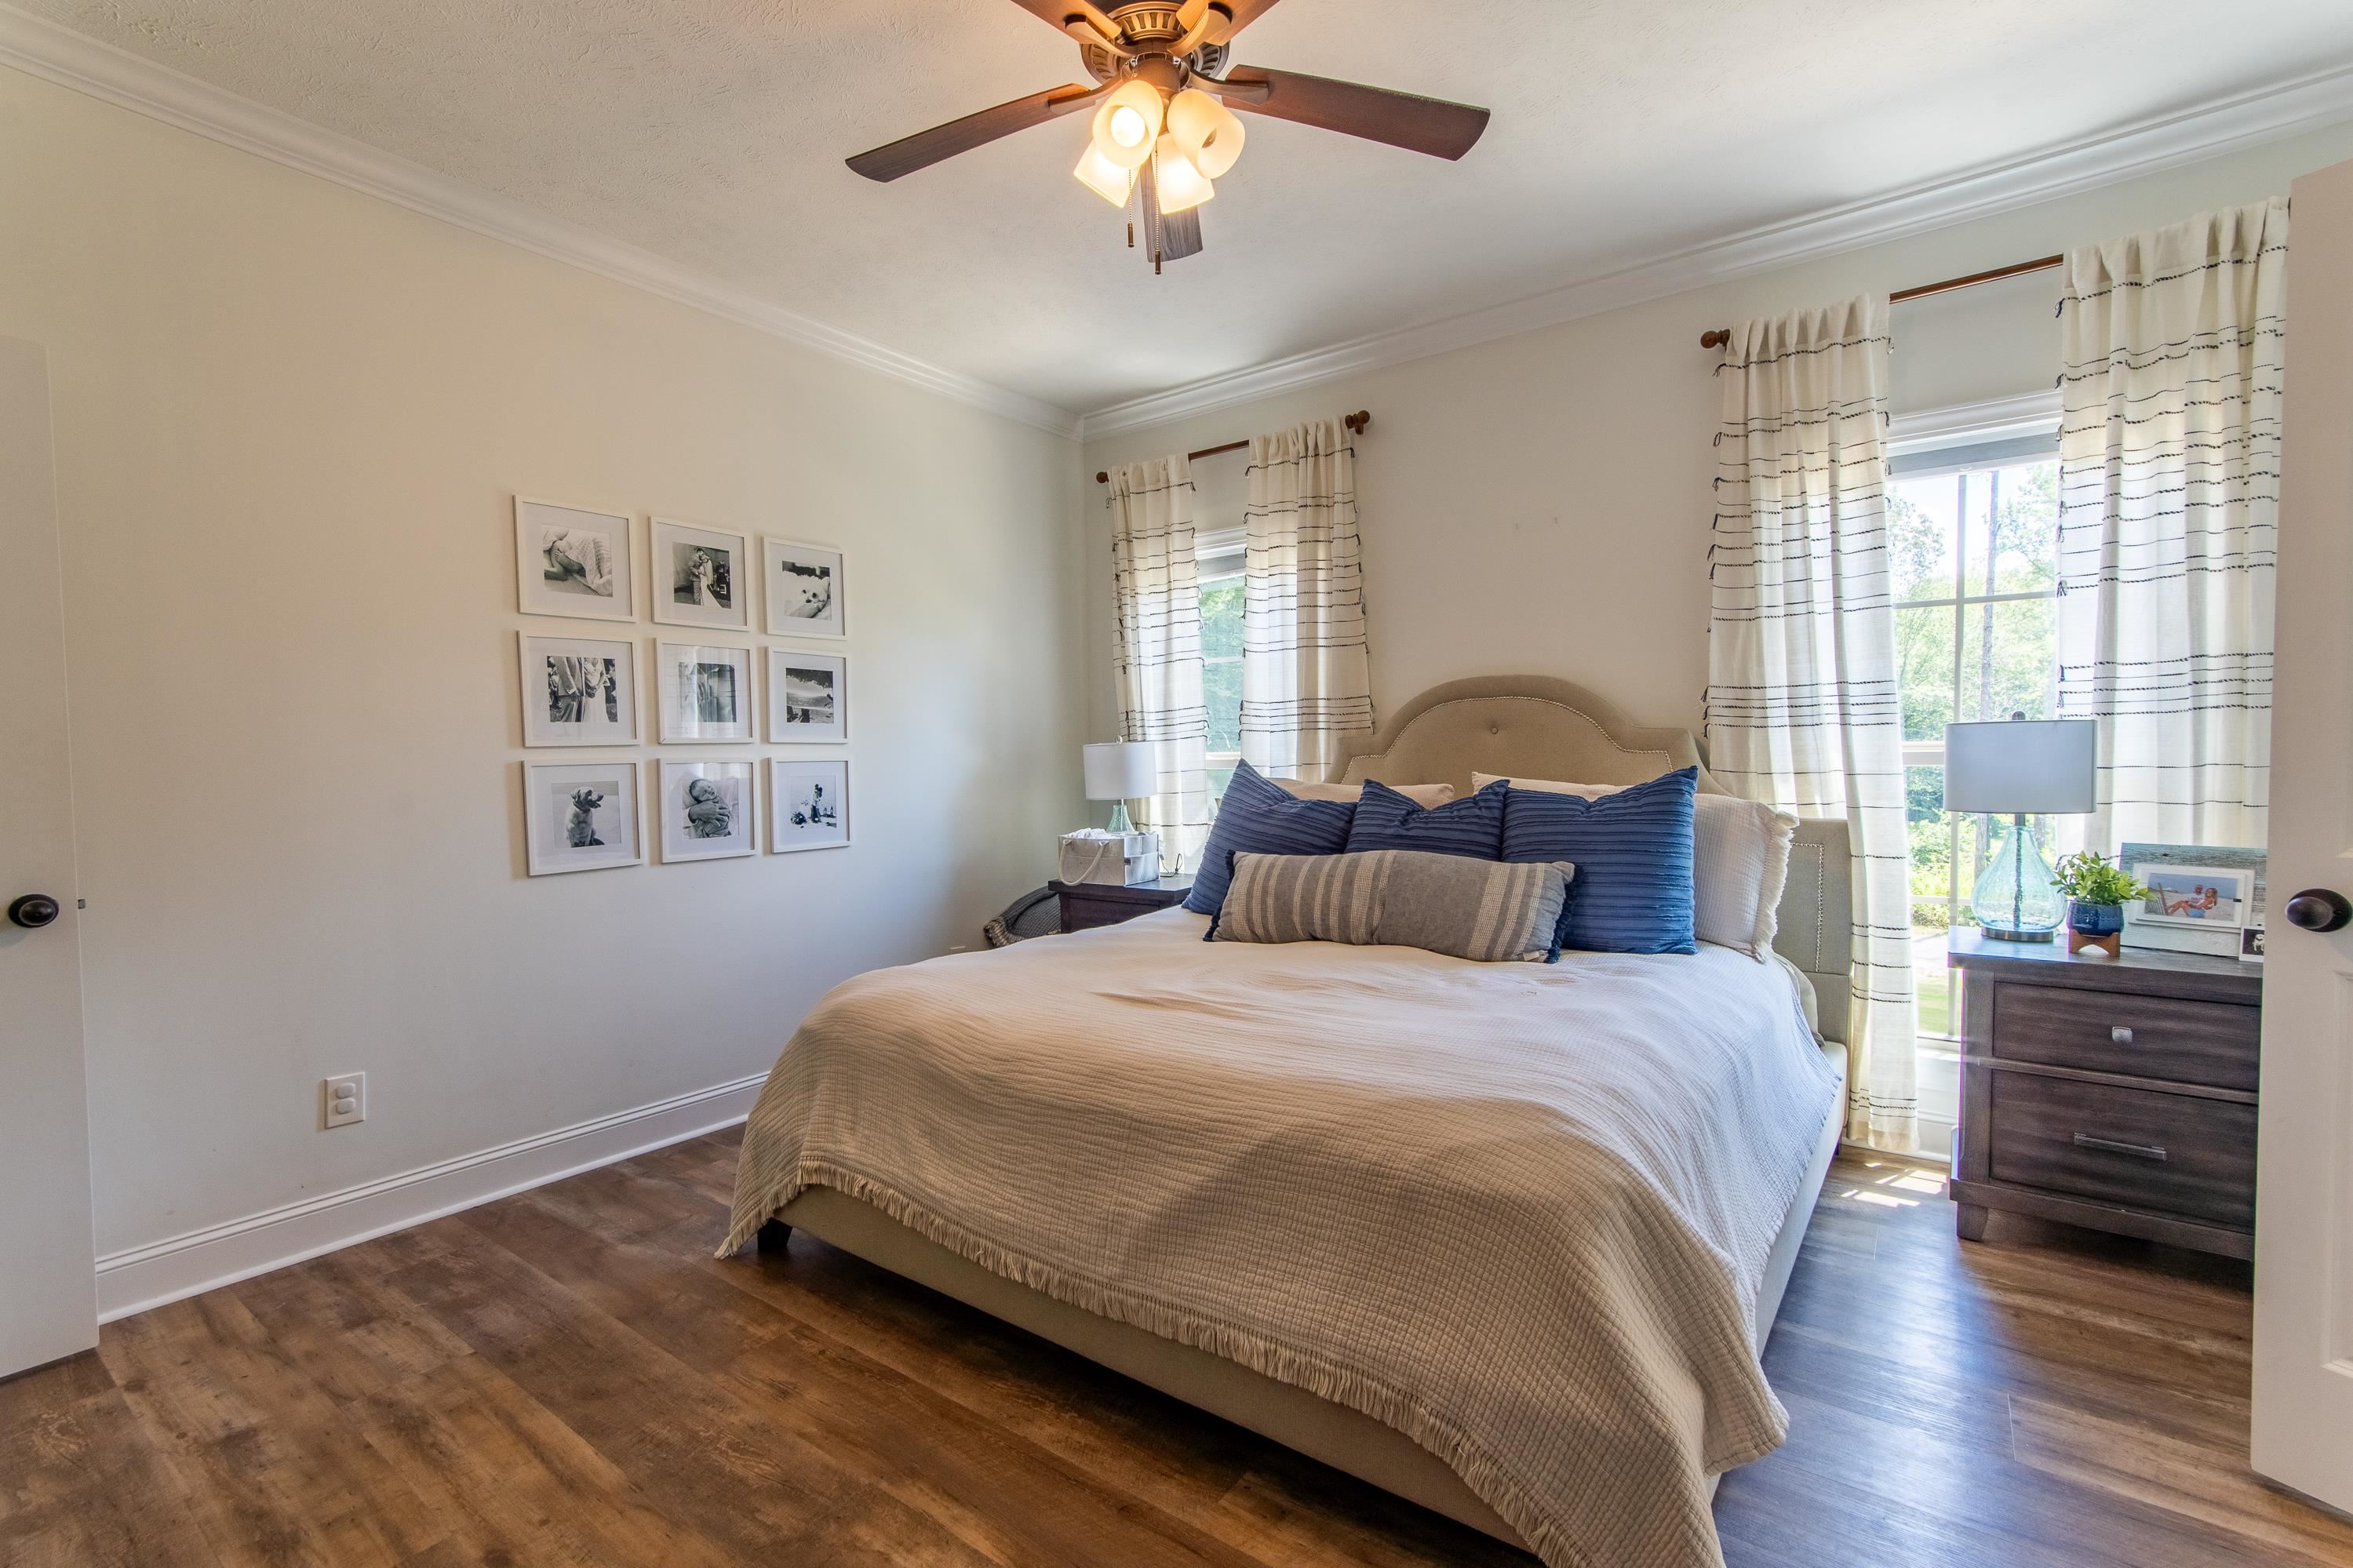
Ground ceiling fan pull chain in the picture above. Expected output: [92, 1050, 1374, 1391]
[1154, 250, 1164, 275]
[1127, 220, 1135, 249]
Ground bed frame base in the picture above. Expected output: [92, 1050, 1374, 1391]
[757, 1042, 1847, 1552]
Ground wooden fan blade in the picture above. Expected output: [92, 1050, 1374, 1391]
[1001, 0, 1120, 43]
[847, 82, 1104, 182]
[1218, 66, 1488, 160]
[1198, 0, 1284, 45]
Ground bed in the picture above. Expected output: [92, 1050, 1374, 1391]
[723, 676, 1852, 1568]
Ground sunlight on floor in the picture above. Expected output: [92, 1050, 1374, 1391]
[1830, 1159, 1943, 1210]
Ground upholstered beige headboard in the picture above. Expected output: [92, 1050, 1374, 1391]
[1333, 675, 1852, 1043]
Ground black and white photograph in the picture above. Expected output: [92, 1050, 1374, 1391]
[770, 757, 850, 853]
[651, 518, 752, 632]
[767, 648, 848, 743]
[523, 761, 643, 876]
[518, 632, 637, 747]
[515, 497, 635, 622]
[763, 537, 846, 638]
[658, 759, 756, 863]
[656, 640, 756, 743]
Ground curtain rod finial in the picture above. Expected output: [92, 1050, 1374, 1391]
[1095, 470, 1109, 484]
[1345, 410, 1371, 435]
[1701, 329, 1731, 350]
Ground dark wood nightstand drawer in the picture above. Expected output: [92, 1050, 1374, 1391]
[1992, 983, 2259, 1093]
[1987, 1073, 2256, 1230]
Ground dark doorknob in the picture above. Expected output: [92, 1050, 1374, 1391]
[2284, 889, 2353, 933]
[7, 893, 60, 929]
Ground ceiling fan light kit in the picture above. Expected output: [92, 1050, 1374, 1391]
[847, 0, 1491, 271]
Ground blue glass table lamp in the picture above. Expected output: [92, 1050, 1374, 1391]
[1943, 715, 2099, 941]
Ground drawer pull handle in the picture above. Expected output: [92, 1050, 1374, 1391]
[2110, 1026, 2134, 1045]
[2074, 1133, 2168, 1162]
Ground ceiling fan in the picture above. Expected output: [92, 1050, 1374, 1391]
[846, 1, 1491, 271]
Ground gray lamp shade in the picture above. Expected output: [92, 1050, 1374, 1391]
[1943, 719, 2097, 815]
[1082, 741, 1156, 802]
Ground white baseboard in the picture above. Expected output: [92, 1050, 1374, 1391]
[93, 1073, 767, 1323]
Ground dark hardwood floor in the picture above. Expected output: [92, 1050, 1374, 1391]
[4, 1133, 2347, 1567]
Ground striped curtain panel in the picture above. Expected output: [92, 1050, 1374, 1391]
[1108, 457, 1211, 859]
[1705, 296, 1918, 1153]
[2055, 198, 2284, 852]
[1240, 418, 1375, 781]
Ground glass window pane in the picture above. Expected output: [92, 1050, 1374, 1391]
[1896, 603, 1957, 743]
[1955, 596, 2057, 722]
[1202, 660, 1240, 754]
[1199, 574, 1243, 660]
[1960, 461, 2059, 598]
[1888, 474, 1960, 602]
[1204, 764, 1235, 808]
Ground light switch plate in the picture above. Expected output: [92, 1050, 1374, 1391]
[324, 1071, 366, 1129]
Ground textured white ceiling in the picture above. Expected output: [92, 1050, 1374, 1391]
[20, 0, 2353, 415]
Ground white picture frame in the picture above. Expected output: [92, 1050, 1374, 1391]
[654, 640, 756, 744]
[2123, 862, 2252, 957]
[768, 648, 848, 744]
[770, 758, 850, 853]
[523, 761, 643, 875]
[518, 632, 638, 748]
[658, 759, 758, 864]
[516, 497, 635, 622]
[650, 518, 752, 632]
[763, 537, 846, 638]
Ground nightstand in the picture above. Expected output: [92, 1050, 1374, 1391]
[1050, 875, 1194, 933]
[1947, 928, 2263, 1259]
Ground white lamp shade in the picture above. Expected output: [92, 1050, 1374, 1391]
[1153, 138, 1215, 213]
[1943, 719, 2097, 814]
[1090, 82, 1164, 171]
[1165, 88, 1245, 179]
[1073, 141, 1139, 206]
[1084, 741, 1156, 802]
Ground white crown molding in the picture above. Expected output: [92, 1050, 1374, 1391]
[0, 5, 1084, 440]
[1080, 63, 2353, 441]
[93, 1071, 765, 1322]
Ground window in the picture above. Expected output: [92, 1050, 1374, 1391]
[1199, 529, 1245, 803]
[1887, 427, 2062, 1144]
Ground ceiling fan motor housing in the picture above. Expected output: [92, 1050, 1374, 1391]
[1080, 5, 1229, 85]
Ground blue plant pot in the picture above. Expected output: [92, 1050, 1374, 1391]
[2068, 900, 2125, 938]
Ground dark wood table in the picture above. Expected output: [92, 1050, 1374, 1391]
[1049, 875, 1194, 933]
[1945, 926, 2263, 1258]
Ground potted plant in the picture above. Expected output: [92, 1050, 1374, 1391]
[2052, 851, 2144, 956]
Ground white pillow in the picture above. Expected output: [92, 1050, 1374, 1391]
[1473, 772, 1798, 960]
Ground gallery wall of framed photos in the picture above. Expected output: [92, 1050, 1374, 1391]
[515, 496, 852, 874]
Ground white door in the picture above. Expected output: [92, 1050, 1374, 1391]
[0, 337, 97, 1377]
[2253, 155, 2353, 1510]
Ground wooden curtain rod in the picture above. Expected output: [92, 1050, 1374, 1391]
[1095, 410, 1371, 484]
[1697, 255, 2066, 349]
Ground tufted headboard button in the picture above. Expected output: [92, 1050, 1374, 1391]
[1488, 722, 1500, 735]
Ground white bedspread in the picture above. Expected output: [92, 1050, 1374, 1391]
[725, 908, 1838, 1568]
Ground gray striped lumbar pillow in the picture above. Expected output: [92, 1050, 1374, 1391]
[1210, 849, 1575, 962]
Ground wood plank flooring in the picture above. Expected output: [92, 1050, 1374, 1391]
[4, 1133, 2345, 1567]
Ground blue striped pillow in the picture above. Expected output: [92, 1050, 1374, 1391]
[1344, 778, 1507, 860]
[1502, 767, 1697, 955]
[1183, 761, 1357, 916]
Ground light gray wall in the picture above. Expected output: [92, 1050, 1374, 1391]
[0, 67, 1089, 1259]
[1081, 122, 2353, 753]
